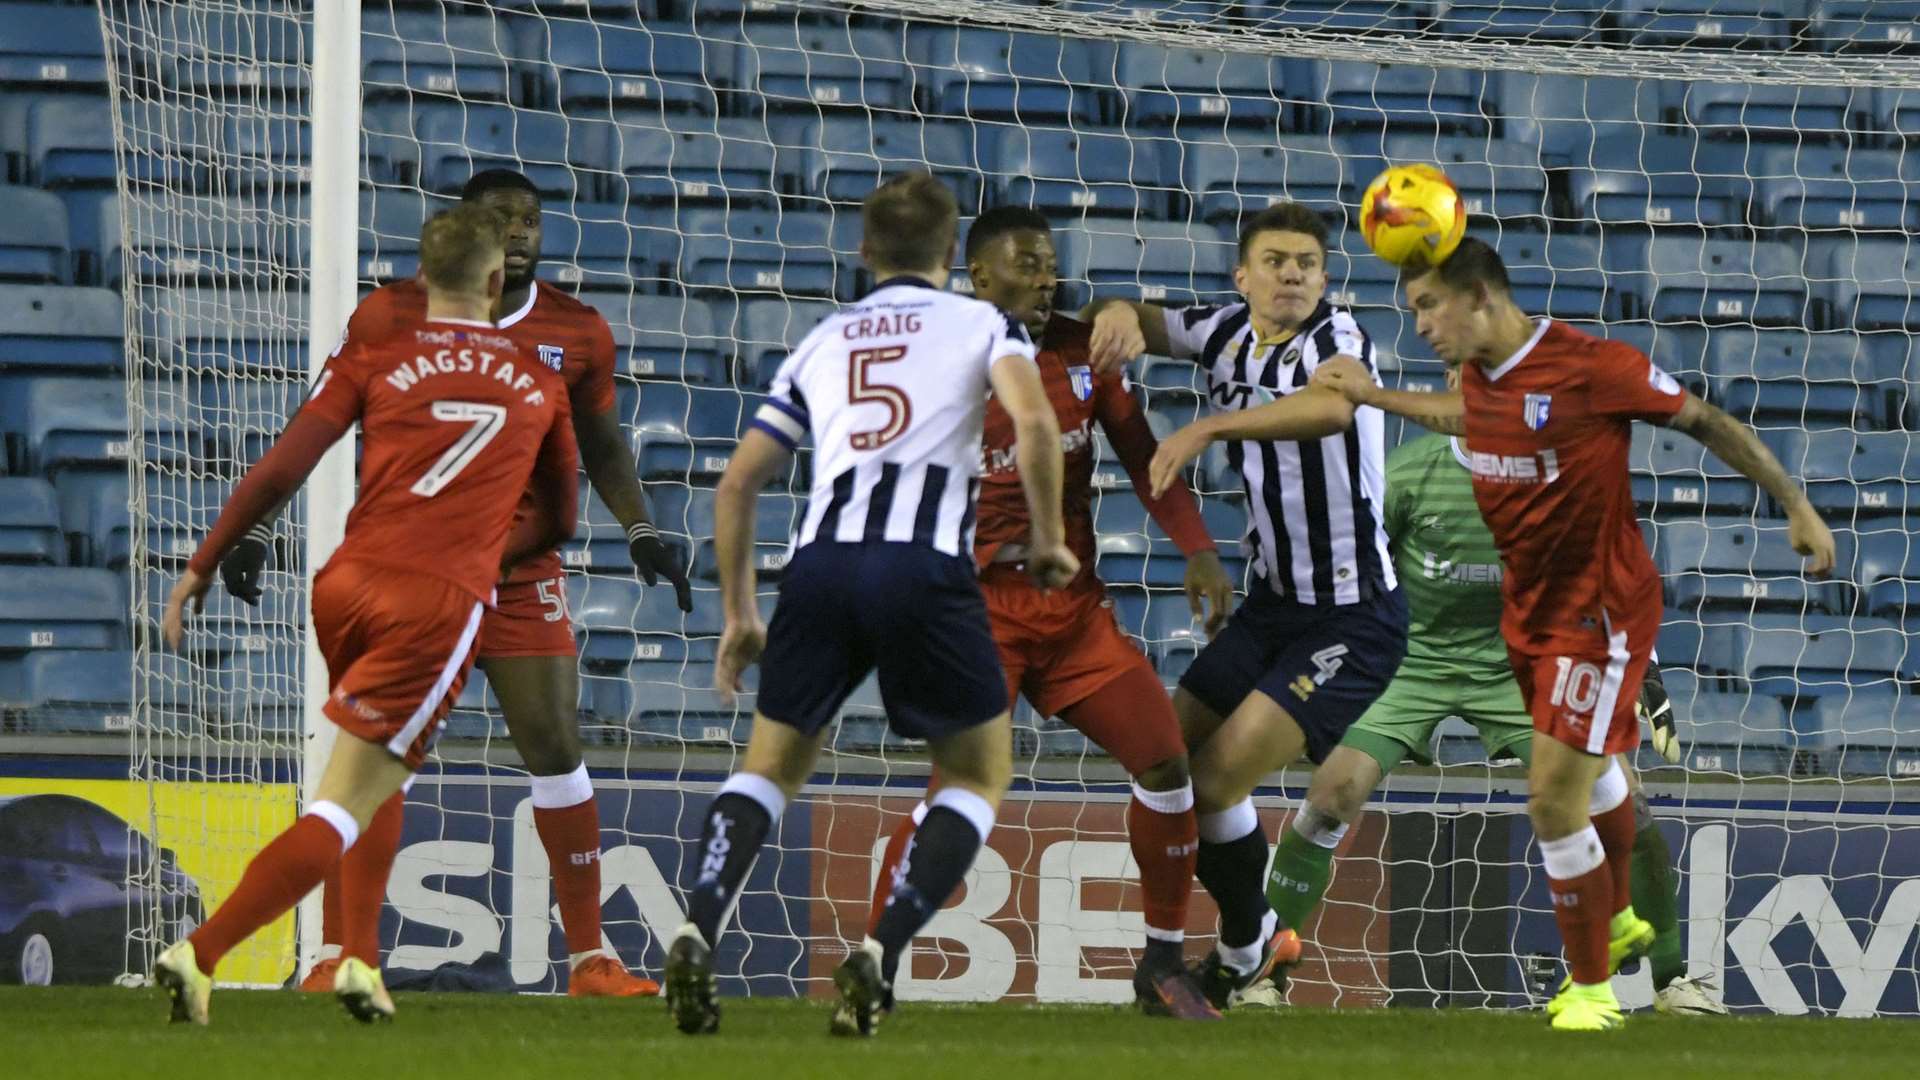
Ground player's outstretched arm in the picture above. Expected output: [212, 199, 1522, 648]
[1079, 298, 1172, 373]
[573, 404, 692, 611]
[1665, 394, 1836, 576]
[711, 429, 791, 701]
[1147, 383, 1356, 499]
[1310, 356, 1465, 434]
[989, 352, 1077, 589]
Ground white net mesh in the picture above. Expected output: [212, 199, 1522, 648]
[87, 0, 1920, 1011]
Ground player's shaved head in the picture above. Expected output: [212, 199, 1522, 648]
[461, 168, 540, 203]
[862, 172, 958, 278]
[420, 204, 509, 296]
[967, 207, 1058, 338]
[966, 206, 1051, 263]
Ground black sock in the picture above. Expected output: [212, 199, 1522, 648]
[684, 792, 773, 948]
[1196, 827, 1272, 949]
[1142, 937, 1184, 974]
[871, 807, 984, 970]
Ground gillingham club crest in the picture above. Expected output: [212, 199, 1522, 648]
[1524, 393, 1552, 430]
[1068, 365, 1094, 401]
[537, 344, 565, 372]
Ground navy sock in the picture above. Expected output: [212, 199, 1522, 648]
[871, 806, 985, 972]
[1196, 827, 1272, 949]
[684, 792, 773, 948]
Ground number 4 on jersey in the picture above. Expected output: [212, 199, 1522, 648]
[411, 400, 507, 497]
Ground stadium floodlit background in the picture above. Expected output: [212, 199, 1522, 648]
[0, 0, 1916, 1033]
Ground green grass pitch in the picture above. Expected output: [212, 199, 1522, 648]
[1, 987, 1901, 1080]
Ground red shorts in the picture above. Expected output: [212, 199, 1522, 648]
[476, 575, 576, 660]
[313, 560, 486, 769]
[1507, 619, 1656, 758]
[980, 568, 1184, 775]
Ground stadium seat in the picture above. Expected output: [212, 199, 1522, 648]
[1657, 610, 1740, 674]
[1493, 233, 1615, 321]
[1434, 0, 1601, 43]
[220, 113, 311, 194]
[1371, 134, 1552, 226]
[1818, 236, 1920, 331]
[0, 284, 121, 371]
[996, 128, 1172, 220]
[23, 96, 119, 187]
[51, 470, 123, 569]
[569, 574, 653, 668]
[1652, 518, 1848, 614]
[361, 10, 517, 104]
[8, 649, 133, 734]
[1490, 73, 1670, 169]
[1671, 680, 1795, 775]
[146, 5, 308, 98]
[0, 565, 121, 652]
[1326, 230, 1403, 310]
[524, 17, 722, 116]
[1112, 42, 1286, 131]
[1054, 221, 1234, 310]
[359, 187, 449, 284]
[141, 286, 309, 376]
[536, 208, 646, 294]
[115, 193, 295, 288]
[0, 187, 70, 283]
[691, 494, 799, 582]
[611, 118, 779, 208]
[1617, 1, 1797, 50]
[0, 378, 147, 475]
[1729, 614, 1913, 700]
[1706, 328, 1899, 429]
[1243, 0, 1420, 34]
[559, 481, 633, 573]
[1752, 144, 1917, 233]
[1853, 531, 1919, 619]
[1810, 1, 1920, 53]
[1629, 423, 1761, 516]
[1307, 61, 1487, 136]
[736, 298, 836, 389]
[212, 651, 301, 736]
[626, 381, 755, 482]
[1613, 235, 1808, 325]
[0, 477, 60, 565]
[1801, 690, 1920, 777]
[579, 294, 725, 384]
[673, 208, 836, 299]
[908, 27, 1109, 125]
[1767, 429, 1917, 521]
[1178, 133, 1356, 226]
[1669, 82, 1867, 141]
[793, 116, 984, 212]
[0, 3, 107, 89]
[1567, 134, 1752, 230]
[414, 103, 611, 201]
[733, 21, 911, 115]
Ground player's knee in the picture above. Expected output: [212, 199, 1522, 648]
[514, 725, 582, 776]
[1133, 755, 1190, 792]
[1631, 788, 1653, 831]
[1526, 788, 1585, 838]
[1319, 771, 1369, 823]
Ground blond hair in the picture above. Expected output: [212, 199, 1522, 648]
[420, 203, 508, 294]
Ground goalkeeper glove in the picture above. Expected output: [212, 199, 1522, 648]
[628, 521, 693, 613]
[219, 523, 273, 606]
[1638, 667, 1682, 764]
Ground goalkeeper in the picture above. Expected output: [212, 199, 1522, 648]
[1259, 365, 1723, 1016]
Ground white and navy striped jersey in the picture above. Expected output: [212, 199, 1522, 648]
[1163, 299, 1396, 606]
[751, 276, 1037, 558]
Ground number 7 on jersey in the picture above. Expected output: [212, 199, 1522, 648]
[411, 400, 507, 497]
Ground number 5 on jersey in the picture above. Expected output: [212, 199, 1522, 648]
[411, 400, 507, 496]
[849, 346, 910, 450]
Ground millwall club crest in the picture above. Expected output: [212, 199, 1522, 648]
[1068, 365, 1094, 401]
[1524, 393, 1552, 430]
[537, 344, 565, 372]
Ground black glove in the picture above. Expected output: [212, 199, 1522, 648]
[1637, 666, 1682, 764]
[628, 521, 693, 613]
[219, 523, 273, 607]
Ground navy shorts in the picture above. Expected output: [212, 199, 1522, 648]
[1179, 584, 1408, 765]
[757, 541, 1009, 741]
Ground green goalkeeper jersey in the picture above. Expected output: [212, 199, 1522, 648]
[1383, 433, 1510, 676]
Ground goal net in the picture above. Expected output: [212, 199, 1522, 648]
[100, 0, 1920, 1014]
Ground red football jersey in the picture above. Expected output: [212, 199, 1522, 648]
[974, 315, 1212, 585]
[303, 316, 577, 603]
[1460, 319, 1687, 650]
[347, 279, 617, 584]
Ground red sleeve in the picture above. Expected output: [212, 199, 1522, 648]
[502, 397, 581, 566]
[573, 311, 618, 416]
[1094, 373, 1215, 556]
[1588, 342, 1688, 424]
[187, 407, 349, 576]
[339, 283, 411, 349]
[299, 341, 369, 429]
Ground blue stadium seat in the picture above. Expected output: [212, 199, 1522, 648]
[793, 116, 984, 212]
[1178, 134, 1356, 226]
[737, 298, 836, 389]
[1657, 611, 1740, 674]
[1671, 681, 1794, 775]
[1567, 134, 1752, 230]
[1326, 230, 1403, 310]
[1375, 134, 1551, 225]
[0, 477, 60, 565]
[1055, 222, 1234, 311]
[1752, 145, 1916, 232]
[219, 113, 310, 194]
[1803, 690, 1920, 777]
[1706, 328, 1899, 429]
[626, 382, 753, 482]
[0, 187, 70, 283]
[1853, 531, 1919, 619]
[361, 11, 517, 103]
[996, 128, 1172, 220]
[414, 104, 611, 200]
[142, 478, 238, 569]
[0, 4, 106, 88]
[1629, 423, 1761, 515]
[1669, 82, 1867, 141]
[559, 481, 634, 574]
[691, 494, 799, 582]
[142, 287, 310, 377]
[1493, 232, 1614, 320]
[23, 97, 118, 187]
[0, 566, 121, 651]
[1244, 1, 1420, 34]
[1617, 1, 1798, 50]
[1490, 73, 1669, 168]
[535, 208, 644, 293]
[444, 668, 504, 740]
[1810, 1, 1920, 52]
[1308, 61, 1487, 136]
[359, 187, 446, 283]
[146, 6, 308, 98]
[612, 118, 779, 208]
[1435, 0, 1602, 42]
[569, 574, 652, 668]
[734, 21, 910, 115]
[580, 294, 724, 384]
[676, 208, 837, 299]
[0, 284, 121, 371]
[1819, 236, 1920, 330]
[2, 378, 131, 475]
[10, 649, 132, 733]
[114, 193, 295, 288]
[1730, 614, 1913, 700]
[1613, 235, 1808, 325]
[212, 651, 301, 736]
[1112, 42, 1285, 131]
[908, 27, 1109, 125]
[51, 470, 123, 569]
[524, 17, 722, 116]
[1767, 429, 1917, 520]
[1652, 518, 1847, 614]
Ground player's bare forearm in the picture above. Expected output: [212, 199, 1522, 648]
[1204, 385, 1355, 442]
[715, 429, 790, 620]
[574, 405, 654, 529]
[1667, 396, 1805, 511]
[1079, 297, 1172, 357]
[1013, 412, 1067, 549]
[1371, 387, 1465, 434]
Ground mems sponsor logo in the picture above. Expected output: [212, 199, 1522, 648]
[1466, 448, 1561, 485]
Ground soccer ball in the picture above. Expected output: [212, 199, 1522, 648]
[1358, 164, 1467, 269]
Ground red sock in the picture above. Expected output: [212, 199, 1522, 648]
[535, 797, 606, 956]
[340, 791, 404, 966]
[1591, 798, 1637, 917]
[1127, 790, 1198, 940]
[319, 865, 342, 951]
[866, 811, 919, 936]
[189, 813, 346, 976]
[1541, 827, 1613, 986]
